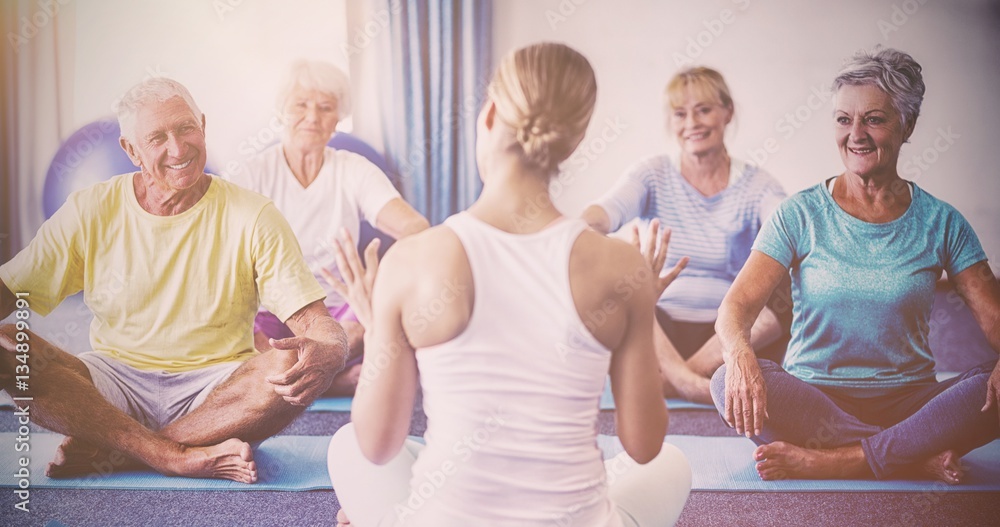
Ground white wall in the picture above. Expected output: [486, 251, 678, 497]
[494, 0, 1000, 270]
[71, 0, 350, 177]
[23, 0, 1000, 269]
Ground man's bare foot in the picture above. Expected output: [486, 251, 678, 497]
[336, 508, 351, 526]
[168, 439, 258, 483]
[49, 437, 258, 483]
[661, 365, 712, 404]
[753, 441, 869, 480]
[900, 450, 964, 485]
[325, 363, 362, 397]
[47, 436, 141, 478]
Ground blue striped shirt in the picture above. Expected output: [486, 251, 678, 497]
[596, 156, 786, 322]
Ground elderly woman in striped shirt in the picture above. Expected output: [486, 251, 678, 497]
[583, 67, 786, 403]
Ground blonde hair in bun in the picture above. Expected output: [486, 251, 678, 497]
[487, 42, 597, 173]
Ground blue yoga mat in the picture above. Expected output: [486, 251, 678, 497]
[598, 382, 716, 411]
[2, 433, 997, 493]
[307, 397, 353, 412]
[0, 434, 332, 491]
[306, 390, 715, 413]
[0, 392, 718, 412]
[598, 435, 1000, 492]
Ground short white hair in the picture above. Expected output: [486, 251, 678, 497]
[115, 77, 203, 144]
[277, 60, 352, 118]
[832, 47, 925, 133]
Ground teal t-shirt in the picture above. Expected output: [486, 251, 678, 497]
[753, 179, 987, 395]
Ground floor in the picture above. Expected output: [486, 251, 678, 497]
[2, 406, 999, 527]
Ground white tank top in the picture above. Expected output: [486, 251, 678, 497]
[402, 212, 622, 527]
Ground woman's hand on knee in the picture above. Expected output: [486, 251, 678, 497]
[724, 352, 768, 438]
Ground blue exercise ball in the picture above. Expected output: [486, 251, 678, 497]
[328, 132, 393, 178]
[43, 120, 135, 218]
[43, 119, 217, 218]
[327, 132, 400, 255]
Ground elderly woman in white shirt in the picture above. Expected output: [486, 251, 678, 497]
[230, 60, 428, 394]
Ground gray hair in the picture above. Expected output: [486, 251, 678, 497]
[832, 47, 925, 134]
[277, 60, 352, 118]
[115, 77, 203, 144]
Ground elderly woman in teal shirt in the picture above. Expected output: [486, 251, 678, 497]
[711, 47, 1000, 484]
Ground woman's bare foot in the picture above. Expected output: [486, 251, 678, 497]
[163, 438, 258, 483]
[47, 436, 141, 478]
[902, 450, 964, 485]
[325, 363, 363, 397]
[336, 508, 351, 526]
[755, 442, 965, 485]
[753, 441, 869, 481]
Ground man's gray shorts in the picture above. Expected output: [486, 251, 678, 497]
[78, 352, 245, 431]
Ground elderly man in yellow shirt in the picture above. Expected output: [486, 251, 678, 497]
[0, 77, 349, 482]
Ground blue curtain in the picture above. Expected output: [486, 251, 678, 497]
[381, 0, 491, 225]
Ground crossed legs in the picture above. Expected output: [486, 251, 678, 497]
[0, 324, 308, 482]
[710, 359, 999, 484]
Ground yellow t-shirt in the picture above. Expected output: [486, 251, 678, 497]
[0, 173, 325, 372]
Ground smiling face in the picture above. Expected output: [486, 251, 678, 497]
[834, 84, 910, 180]
[281, 86, 340, 151]
[121, 96, 207, 192]
[668, 86, 732, 157]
